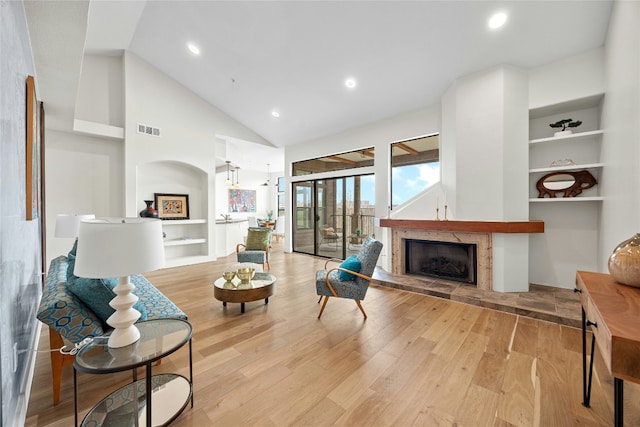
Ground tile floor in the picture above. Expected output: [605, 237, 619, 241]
[372, 269, 582, 328]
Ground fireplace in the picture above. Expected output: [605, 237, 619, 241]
[405, 239, 477, 285]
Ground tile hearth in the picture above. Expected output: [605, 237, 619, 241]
[372, 268, 582, 328]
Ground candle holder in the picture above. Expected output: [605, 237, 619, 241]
[444, 205, 449, 221]
[436, 207, 440, 221]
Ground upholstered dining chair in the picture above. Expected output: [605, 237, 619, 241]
[237, 227, 272, 271]
[273, 215, 285, 242]
[315, 236, 383, 319]
[247, 216, 260, 228]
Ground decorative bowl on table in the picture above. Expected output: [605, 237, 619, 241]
[222, 271, 236, 282]
[236, 267, 255, 284]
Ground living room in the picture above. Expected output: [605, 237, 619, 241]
[3, 1, 640, 426]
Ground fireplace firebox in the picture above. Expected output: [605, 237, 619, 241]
[405, 239, 477, 285]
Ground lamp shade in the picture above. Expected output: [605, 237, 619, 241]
[75, 217, 165, 278]
[54, 214, 95, 238]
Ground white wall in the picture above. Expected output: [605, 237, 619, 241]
[75, 54, 124, 127]
[122, 51, 273, 264]
[600, 0, 640, 268]
[1, 2, 44, 425]
[529, 48, 605, 110]
[45, 129, 124, 266]
[441, 65, 530, 291]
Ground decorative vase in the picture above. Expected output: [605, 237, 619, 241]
[608, 233, 640, 287]
[139, 200, 158, 218]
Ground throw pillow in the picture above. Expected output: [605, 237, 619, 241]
[67, 277, 148, 324]
[66, 241, 78, 283]
[246, 228, 271, 250]
[339, 255, 362, 281]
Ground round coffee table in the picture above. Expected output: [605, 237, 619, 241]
[213, 272, 276, 313]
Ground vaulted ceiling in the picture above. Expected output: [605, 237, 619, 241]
[26, 1, 613, 152]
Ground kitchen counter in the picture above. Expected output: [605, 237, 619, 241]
[215, 219, 249, 224]
[215, 219, 248, 256]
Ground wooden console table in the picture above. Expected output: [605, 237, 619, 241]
[575, 271, 640, 426]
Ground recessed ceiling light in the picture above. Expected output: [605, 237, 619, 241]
[488, 12, 507, 29]
[345, 78, 357, 89]
[187, 43, 200, 55]
[271, 111, 280, 118]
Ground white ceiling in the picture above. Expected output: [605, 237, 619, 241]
[28, 1, 613, 151]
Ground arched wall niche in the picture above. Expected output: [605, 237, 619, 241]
[137, 160, 209, 220]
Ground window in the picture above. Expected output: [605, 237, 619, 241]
[277, 177, 285, 218]
[391, 134, 440, 208]
[292, 147, 374, 176]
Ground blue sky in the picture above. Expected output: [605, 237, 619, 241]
[391, 162, 440, 206]
[356, 162, 440, 207]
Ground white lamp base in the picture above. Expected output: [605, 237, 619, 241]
[107, 276, 142, 348]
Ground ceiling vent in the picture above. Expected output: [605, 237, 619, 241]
[137, 123, 161, 137]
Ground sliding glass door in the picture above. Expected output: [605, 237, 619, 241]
[292, 175, 374, 259]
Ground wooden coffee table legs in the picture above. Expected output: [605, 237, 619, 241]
[221, 297, 269, 313]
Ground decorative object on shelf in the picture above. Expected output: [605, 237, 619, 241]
[154, 193, 190, 220]
[549, 118, 582, 137]
[536, 170, 597, 198]
[228, 189, 256, 213]
[75, 217, 165, 348]
[549, 158, 577, 167]
[267, 210, 274, 221]
[139, 200, 159, 218]
[608, 233, 640, 287]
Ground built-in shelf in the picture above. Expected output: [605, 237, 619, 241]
[529, 162, 604, 174]
[163, 238, 206, 247]
[529, 129, 604, 145]
[529, 94, 604, 119]
[529, 197, 603, 203]
[161, 219, 206, 225]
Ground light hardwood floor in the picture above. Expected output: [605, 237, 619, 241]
[26, 244, 640, 426]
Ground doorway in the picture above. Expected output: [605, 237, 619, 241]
[292, 175, 374, 259]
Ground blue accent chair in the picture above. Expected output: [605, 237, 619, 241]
[237, 227, 272, 271]
[315, 236, 383, 319]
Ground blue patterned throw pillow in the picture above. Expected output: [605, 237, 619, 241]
[66, 244, 147, 324]
[339, 255, 362, 281]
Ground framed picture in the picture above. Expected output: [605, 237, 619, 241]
[228, 189, 256, 213]
[25, 75, 41, 221]
[154, 193, 190, 220]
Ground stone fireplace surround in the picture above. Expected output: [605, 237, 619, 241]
[381, 219, 544, 292]
[393, 229, 492, 290]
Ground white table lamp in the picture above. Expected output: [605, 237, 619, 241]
[75, 217, 165, 348]
[54, 214, 95, 238]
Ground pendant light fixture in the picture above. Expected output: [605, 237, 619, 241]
[261, 163, 271, 186]
[232, 166, 241, 189]
[225, 160, 232, 186]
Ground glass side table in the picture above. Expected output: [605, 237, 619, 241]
[73, 319, 193, 427]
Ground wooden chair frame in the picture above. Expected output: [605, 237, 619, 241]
[236, 242, 272, 271]
[317, 258, 373, 319]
